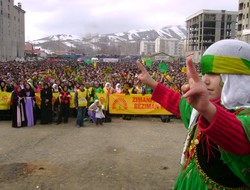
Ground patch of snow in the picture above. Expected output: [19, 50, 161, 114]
[115, 33, 125, 36]
[169, 26, 186, 39]
[63, 42, 76, 48]
[156, 29, 172, 38]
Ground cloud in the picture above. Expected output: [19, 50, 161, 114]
[18, 0, 238, 40]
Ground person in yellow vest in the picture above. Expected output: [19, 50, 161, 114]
[74, 83, 88, 128]
[103, 82, 114, 117]
[85, 82, 94, 107]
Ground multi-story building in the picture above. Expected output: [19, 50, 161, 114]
[0, 0, 25, 61]
[155, 37, 184, 57]
[186, 9, 237, 62]
[139, 40, 155, 55]
[119, 41, 140, 56]
[237, 0, 250, 43]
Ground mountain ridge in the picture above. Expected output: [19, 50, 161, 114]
[28, 25, 186, 54]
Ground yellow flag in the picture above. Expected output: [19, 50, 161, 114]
[165, 75, 172, 82]
[93, 60, 97, 69]
[181, 66, 187, 73]
[142, 59, 145, 65]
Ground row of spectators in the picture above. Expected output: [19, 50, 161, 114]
[0, 59, 197, 94]
[0, 59, 200, 124]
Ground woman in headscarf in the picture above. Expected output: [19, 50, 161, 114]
[24, 82, 36, 127]
[40, 82, 53, 124]
[102, 82, 114, 118]
[114, 83, 122, 94]
[10, 85, 26, 128]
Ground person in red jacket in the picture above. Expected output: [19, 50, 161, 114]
[136, 39, 250, 189]
[57, 85, 71, 124]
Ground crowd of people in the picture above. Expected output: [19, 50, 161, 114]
[0, 58, 190, 127]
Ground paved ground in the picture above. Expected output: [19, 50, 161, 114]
[0, 116, 186, 190]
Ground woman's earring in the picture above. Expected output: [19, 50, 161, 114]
[219, 80, 224, 87]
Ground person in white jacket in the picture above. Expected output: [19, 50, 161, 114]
[88, 100, 105, 125]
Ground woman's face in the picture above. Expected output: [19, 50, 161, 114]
[17, 86, 21, 92]
[63, 86, 68, 91]
[25, 84, 30, 89]
[202, 74, 222, 100]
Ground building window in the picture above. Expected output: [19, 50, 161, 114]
[8, 13, 10, 18]
[248, 2, 249, 7]
[238, 24, 242, 31]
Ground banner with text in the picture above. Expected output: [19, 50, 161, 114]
[0, 92, 172, 115]
[108, 94, 172, 115]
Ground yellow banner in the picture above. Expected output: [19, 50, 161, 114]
[0, 92, 12, 110]
[36, 92, 75, 108]
[109, 94, 172, 115]
[35, 92, 60, 108]
[52, 92, 59, 105]
[0, 92, 172, 115]
[35, 93, 41, 108]
[69, 92, 75, 108]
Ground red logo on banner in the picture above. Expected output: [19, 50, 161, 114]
[112, 98, 128, 110]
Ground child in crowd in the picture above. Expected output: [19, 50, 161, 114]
[88, 99, 105, 126]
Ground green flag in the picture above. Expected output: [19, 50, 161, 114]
[146, 58, 153, 68]
[158, 62, 169, 72]
[86, 60, 93, 65]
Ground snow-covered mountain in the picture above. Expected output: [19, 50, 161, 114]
[28, 25, 186, 54]
[103, 25, 186, 42]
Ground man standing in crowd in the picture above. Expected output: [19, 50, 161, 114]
[74, 83, 88, 128]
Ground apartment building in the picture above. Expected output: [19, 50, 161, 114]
[155, 37, 184, 56]
[186, 9, 237, 62]
[139, 40, 155, 55]
[237, 0, 250, 43]
[0, 0, 25, 61]
[118, 41, 140, 55]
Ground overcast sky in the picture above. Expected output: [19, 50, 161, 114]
[17, 0, 238, 40]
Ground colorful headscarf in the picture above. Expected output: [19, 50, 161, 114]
[201, 39, 250, 109]
[201, 39, 250, 75]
